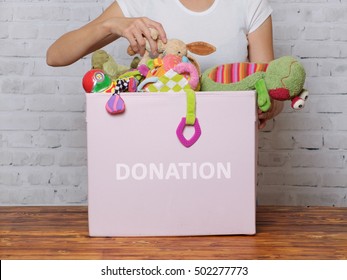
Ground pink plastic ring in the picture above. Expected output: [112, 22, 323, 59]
[176, 117, 201, 148]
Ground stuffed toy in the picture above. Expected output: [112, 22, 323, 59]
[91, 49, 141, 80]
[127, 28, 216, 77]
[91, 50, 131, 80]
[135, 58, 200, 92]
[126, 29, 216, 92]
[201, 56, 308, 112]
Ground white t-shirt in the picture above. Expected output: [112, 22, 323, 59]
[115, 0, 272, 71]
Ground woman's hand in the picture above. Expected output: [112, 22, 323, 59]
[247, 15, 282, 129]
[258, 99, 284, 129]
[107, 17, 167, 57]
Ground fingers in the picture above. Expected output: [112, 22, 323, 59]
[148, 21, 167, 44]
[124, 19, 147, 56]
[257, 110, 268, 129]
[122, 17, 166, 57]
[141, 24, 159, 56]
[257, 99, 273, 129]
[257, 100, 284, 129]
[258, 110, 271, 121]
[258, 119, 267, 129]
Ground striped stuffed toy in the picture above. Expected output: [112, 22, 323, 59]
[207, 62, 268, 84]
[200, 57, 308, 112]
[201, 62, 268, 92]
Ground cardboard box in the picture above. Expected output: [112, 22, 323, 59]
[86, 91, 257, 236]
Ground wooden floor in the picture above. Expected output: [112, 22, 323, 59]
[1, 206, 346, 260]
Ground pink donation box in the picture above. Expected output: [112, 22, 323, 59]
[86, 91, 257, 236]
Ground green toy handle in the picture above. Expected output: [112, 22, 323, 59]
[255, 79, 271, 112]
[185, 89, 196, 125]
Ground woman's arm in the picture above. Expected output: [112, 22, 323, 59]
[248, 16, 274, 63]
[247, 16, 283, 129]
[46, 2, 166, 66]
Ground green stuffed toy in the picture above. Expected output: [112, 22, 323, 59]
[91, 49, 140, 80]
[201, 56, 308, 112]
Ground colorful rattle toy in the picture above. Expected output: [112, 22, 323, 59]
[82, 69, 130, 115]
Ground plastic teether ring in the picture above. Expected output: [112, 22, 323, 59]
[176, 117, 201, 148]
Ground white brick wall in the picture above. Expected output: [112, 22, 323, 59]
[259, 0, 347, 206]
[0, 0, 346, 206]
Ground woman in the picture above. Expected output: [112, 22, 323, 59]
[46, 0, 283, 128]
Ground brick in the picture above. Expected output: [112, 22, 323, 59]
[274, 113, 324, 131]
[273, 24, 302, 40]
[0, 7, 13, 21]
[328, 115, 347, 130]
[25, 95, 85, 112]
[28, 171, 51, 186]
[321, 170, 347, 187]
[22, 78, 58, 95]
[0, 169, 21, 186]
[293, 43, 340, 58]
[273, 44, 293, 58]
[318, 59, 347, 77]
[258, 151, 290, 167]
[300, 59, 320, 77]
[49, 167, 87, 187]
[259, 169, 321, 187]
[331, 27, 347, 41]
[290, 150, 345, 168]
[259, 130, 296, 150]
[0, 113, 40, 131]
[10, 23, 39, 39]
[0, 95, 25, 111]
[324, 132, 347, 149]
[258, 186, 347, 207]
[40, 113, 86, 131]
[303, 25, 331, 41]
[61, 131, 87, 148]
[33, 133, 61, 149]
[13, 6, 70, 21]
[5, 132, 34, 148]
[0, 150, 12, 165]
[58, 150, 87, 166]
[0, 77, 24, 94]
[10, 151, 55, 167]
[0, 58, 34, 76]
[0, 23, 9, 39]
[305, 76, 347, 94]
[309, 95, 347, 113]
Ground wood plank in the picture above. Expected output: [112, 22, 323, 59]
[0, 206, 346, 260]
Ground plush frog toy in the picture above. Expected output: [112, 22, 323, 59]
[91, 49, 140, 80]
[201, 56, 308, 112]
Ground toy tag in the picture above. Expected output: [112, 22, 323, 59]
[105, 93, 126, 115]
